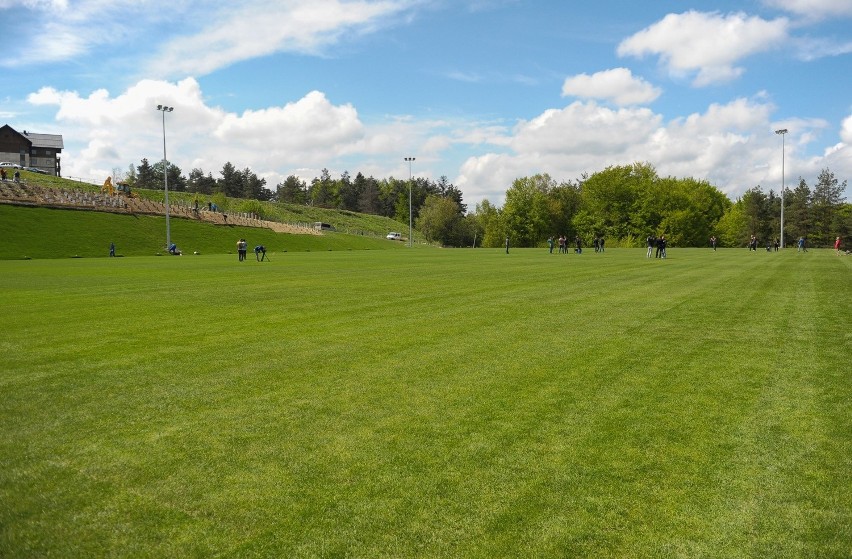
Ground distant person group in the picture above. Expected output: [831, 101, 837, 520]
[746, 235, 780, 252]
[646, 234, 667, 258]
[547, 235, 586, 254]
[0, 168, 21, 182]
[236, 238, 268, 261]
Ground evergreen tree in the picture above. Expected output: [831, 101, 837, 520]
[338, 171, 361, 211]
[241, 167, 268, 200]
[275, 175, 307, 204]
[785, 178, 811, 243]
[355, 173, 380, 215]
[136, 158, 156, 189]
[187, 168, 216, 194]
[219, 162, 242, 197]
[309, 168, 337, 207]
[152, 160, 186, 192]
[811, 168, 847, 245]
[740, 187, 772, 242]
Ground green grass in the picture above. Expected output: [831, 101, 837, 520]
[0, 204, 408, 259]
[1, 248, 850, 557]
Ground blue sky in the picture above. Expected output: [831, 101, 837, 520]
[2, 0, 851, 207]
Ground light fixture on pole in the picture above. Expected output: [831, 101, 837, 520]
[157, 104, 174, 250]
[405, 157, 415, 248]
[775, 128, 788, 249]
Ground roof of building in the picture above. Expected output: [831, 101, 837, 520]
[22, 131, 64, 150]
[1, 124, 64, 150]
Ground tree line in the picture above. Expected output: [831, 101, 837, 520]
[468, 163, 849, 249]
[716, 168, 849, 248]
[121, 158, 849, 248]
[122, 159, 468, 243]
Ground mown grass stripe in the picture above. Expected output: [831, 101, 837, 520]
[1, 248, 849, 557]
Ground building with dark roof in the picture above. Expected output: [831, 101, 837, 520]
[0, 124, 64, 176]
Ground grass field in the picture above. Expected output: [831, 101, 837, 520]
[1, 247, 850, 558]
[0, 204, 407, 259]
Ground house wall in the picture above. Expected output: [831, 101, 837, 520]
[0, 128, 29, 168]
[0, 127, 59, 175]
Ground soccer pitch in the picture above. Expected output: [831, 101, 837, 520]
[1, 248, 850, 557]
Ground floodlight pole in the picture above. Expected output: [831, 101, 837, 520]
[405, 157, 415, 247]
[775, 128, 788, 248]
[157, 105, 174, 249]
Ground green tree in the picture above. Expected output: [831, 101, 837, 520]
[502, 174, 553, 247]
[241, 168, 268, 201]
[436, 176, 467, 215]
[578, 162, 657, 241]
[338, 171, 361, 211]
[275, 175, 307, 204]
[309, 169, 337, 207]
[785, 178, 811, 243]
[656, 177, 730, 246]
[417, 195, 461, 245]
[473, 199, 505, 248]
[152, 160, 186, 192]
[810, 168, 847, 246]
[357, 174, 380, 215]
[740, 187, 772, 241]
[547, 182, 582, 240]
[218, 162, 242, 197]
[136, 158, 156, 189]
[716, 203, 749, 247]
[187, 168, 216, 195]
[835, 203, 852, 243]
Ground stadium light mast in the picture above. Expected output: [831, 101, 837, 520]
[405, 157, 415, 247]
[157, 104, 174, 249]
[775, 128, 788, 249]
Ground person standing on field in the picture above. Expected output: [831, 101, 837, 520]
[237, 238, 247, 261]
[647, 234, 655, 258]
[505, 236, 510, 254]
[710, 236, 717, 251]
[835, 236, 842, 255]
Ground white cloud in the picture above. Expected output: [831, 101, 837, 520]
[24, 77, 852, 210]
[0, 1, 69, 9]
[762, 0, 852, 20]
[793, 36, 852, 61]
[617, 11, 789, 87]
[561, 68, 661, 106]
[454, 97, 852, 206]
[841, 114, 852, 144]
[2, 0, 411, 73]
[25, 78, 373, 182]
[1, 0, 158, 66]
[214, 91, 363, 152]
[151, 0, 410, 77]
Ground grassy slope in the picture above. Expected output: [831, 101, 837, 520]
[0, 204, 409, 259]
[14, 171, 411, 238]
[1, 248, 850, 557]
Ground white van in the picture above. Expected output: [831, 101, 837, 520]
[386, 232, 402, 241]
